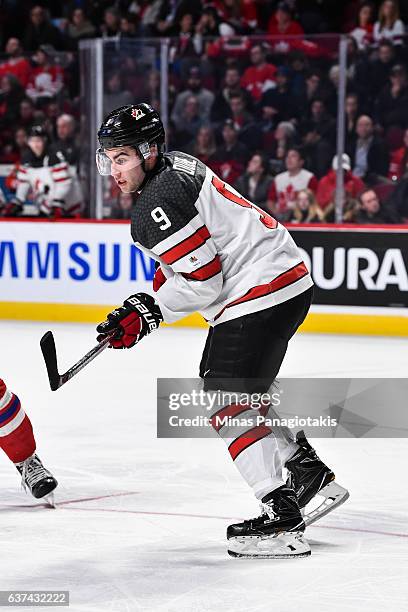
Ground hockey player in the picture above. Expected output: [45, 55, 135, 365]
[1, 125, 82, 218]
[95, 104, 349, 558]
[0, 379, 57, 501]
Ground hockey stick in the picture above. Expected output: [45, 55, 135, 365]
[40, 331, 115, 391]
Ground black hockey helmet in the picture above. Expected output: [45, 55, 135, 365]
[96, 103, 165, 175]
[28, 125, 48, 140]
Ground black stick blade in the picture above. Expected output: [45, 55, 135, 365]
[40, 331, 61, 391]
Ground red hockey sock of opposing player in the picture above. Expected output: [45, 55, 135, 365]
[0, 379, 36, 463]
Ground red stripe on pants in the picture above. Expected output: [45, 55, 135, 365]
[228, 425, 272, 461]
[210, 403, 252, 433]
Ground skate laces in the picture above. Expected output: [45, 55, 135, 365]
[20, 455, 50, 491]
[243, 501, 276, 526]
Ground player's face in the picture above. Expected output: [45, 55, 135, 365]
[105, 147, 145, 192]
[28, 136, 45, 157]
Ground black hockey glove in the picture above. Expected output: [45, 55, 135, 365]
[96, 293, 163, 349]
[2, 198, 23, 217]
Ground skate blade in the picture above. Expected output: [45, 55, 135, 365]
[43, 492, 57, 509]
[303, 481, 349, 527]
[227, 532, 311, 559]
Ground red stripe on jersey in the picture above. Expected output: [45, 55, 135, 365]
[228, 425, 271, 461]
[18, 167, 27, 174]
[161, 225, 210, 265]
[153, 267, 167, 292]
[210, 403, 251, 432]
[51, 165, 68, 173]
[54, 177, 69, 183]
[214, 261, 308, 321]
[211, 175, 277, 230]
[182, 255, 222, 282]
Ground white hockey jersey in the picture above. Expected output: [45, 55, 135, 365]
[131, 151, 313, 326]
[16, 148, 83, 216]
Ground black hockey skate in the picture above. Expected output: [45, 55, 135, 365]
[227, 485, 310, 558]
[286, 431, 349, 526]
[16, 454, 58, 502]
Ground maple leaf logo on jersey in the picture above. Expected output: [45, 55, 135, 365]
[131, 108, 145, 120]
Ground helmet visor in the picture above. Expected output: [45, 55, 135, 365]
[96, 147, 145, 176]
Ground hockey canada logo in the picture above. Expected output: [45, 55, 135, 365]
[131, 108, 145, 120]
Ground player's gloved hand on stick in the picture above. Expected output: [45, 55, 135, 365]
[96, 293, 163, 349]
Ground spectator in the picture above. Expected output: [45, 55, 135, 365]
[348, 115, 390, 184]
[17, 98, 40, 132]
[350, 2, 375, 49]
[228, 91, 260, 151]
[213, 0, 258, 33]
[172, 95, 204, 147]
[234, 153, 273, 212]
[289, 188, 325, 223]
[267, 2, 304, 37]
[316, 154, 365, 210]
[110, 191, 134, 220]
[388, 127, 408, 180]
[260, 66, 297, 123]
[345, 93, 361, 143]
[301, 70, 329, 110]
[0, 38, 31, 88]
[101, 7, 121, 37]
[23, 5, 63, 51]
[300, 98, 335, 178]
[269, 121, 297, 175]
[241, 43, 277, 102]
[169, 13, 200, 64]
[103, 72, 133, 114]
[345, 36, 370, 99]
[0, 125, 29, 164]
[368, 40, 397, 96]
[119, 14, 138, 38]
[287, 50, 308, 99]
[195, 6, 224, 38]
[373, 0, 405, 46]
[66, 8, 96, 45]
[26, 46, 64, 106]
[355, 187, 397, 223]
[210, 66, 252, 124]
[375, 64, 408, 129]
[212, 119, 249, 184]
[189, 125, 217, 165]
[54, 114, 79, 165]
[267, 148, 318, 221]
[0, 75, 25, 128]
[385, 174, 408, 220]
[14, 127, 29, 161]
[171, 66, 214, 128]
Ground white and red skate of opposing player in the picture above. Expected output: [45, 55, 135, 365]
[0, 379, 57, 504]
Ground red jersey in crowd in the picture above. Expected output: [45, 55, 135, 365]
[316, 169, 365, 209]
[267, 17, 304, 37]
[241, 63, 277, 101]
[388, 146, 408, 181]
[0, 57, 31, 87]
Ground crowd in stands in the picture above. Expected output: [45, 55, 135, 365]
[0, 0, 408, 222]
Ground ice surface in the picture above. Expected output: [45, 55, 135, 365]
[0, 321, 407, 612]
